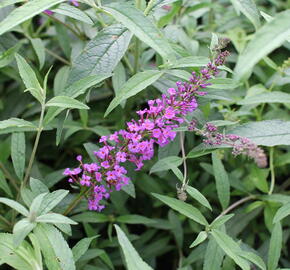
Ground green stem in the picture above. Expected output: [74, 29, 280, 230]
[215, 195, 255, 220]
[123, 55, 134, 74]
[46, 14, 85, 40]
[179, 132, 188, 190]
[0, 214, 11, 227]
[0, 162, 19, 192]
[144, 0, 156, 16]
[268, 147, 275, 195]
[63, 188, 90, 216]
[22, 104, 45, 187]
[45, 48, 71, 66]
[133, 38, 140, 74]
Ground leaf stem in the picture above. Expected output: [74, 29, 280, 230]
[63, 188, 90, 216]
[133, 38, 140, 74]
[45, 48, 71, 66]
[144, 0, 156, 16]
[0, 214, 11, 227]
[0, 162, 19, 192]
[46, 14, 85, 40]
[268, 147, 275, 194]
[179, 132, 188, 190]
[22, 103, 45, 187]
[215, 195, 255, 220]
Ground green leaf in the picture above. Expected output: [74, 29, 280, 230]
[267, 222, 282, 270]
[13, 218, 36, 247]
[0, 169, 12, 197]
[30, 177, 49, 197]
[240, 251, 266, 270]
[207, 78, 240, 89]
[38, 189, 69, 215]
[211, 229, 251, 270]
[190, 231, 208, 248]
[228, 120, 290, 146]
[112, 62, 126, 107]
[116, 215, 155, 225]
[0, 233, 40, 270]
[53, 3, 94, 25]
[15, 54, 44, 103]
[150, 156, 182, 174]
[0, 198, 29, 216]
[0, 42, 22, 68]
[104, 3, 175, 63]
[230, 0, 260, 30]
[34, 223, 76, 270]
[0, 0, 24, 8]
[44, 74, 110, 125]
[105, 70, 163, 116]
[234, 10, 290, 81]
[114, 224, 154, 270]
[68, 24, 131, 84]
[0, 118, 37, 135]
[29, 193, 47, 216]
[30, 38, 45, 70]
[0, 0, 66, 35]
[170, 56, 209, 68]
[238, 91, 290, 105]
[72, 236, 98, 262]
[273, 203, 290, 223]
[210, 214, 235, 229]
[36, 213, 77, 225]
[203, 236, 224, 270]
[152, 193, 208, 225]
[71, 212, 110, 223]
[11, 132, 25, 180]
[46, 96, 89, 110]
[212, 152, 230, 210]
[186, 186, 212, 211]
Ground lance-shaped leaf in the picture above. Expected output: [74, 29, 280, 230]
[15, 54, 44, 103]
[115, 224, 154, 270]
[227, 120, 290, 146]
[0, 198, 29, 216]
[211, 229, 251, 270]
[234, 10, 290, 81]
[34, 223, 76, 270]
[0, 233, 41, 270]
[212, 152, 230, 210]
[72, 236, 98, 262]
[238, 91, 290, 105]
[44, 74, 110, 125]
[230, 0, 260, 30]
[46, 96, 89, 110]
[105, 70, 163, 116]
[273, 202, 290, 223]
[13, 218, 36, 247]
[0, 118, 37, 135]
[267, 222, 282, 270]
[152, 193, 208, 225]
[53, 3, 94, 25]
[11, 132, 25, 180]
[104, 2, 175, 63]
[0, 0, 66, 35]
[36, 213, 77, 225]
[68, 24, 131, 84]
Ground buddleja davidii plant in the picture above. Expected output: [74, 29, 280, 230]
[0, 54, 100, 269]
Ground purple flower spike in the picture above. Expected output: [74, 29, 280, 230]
[64, 50, 232, 211]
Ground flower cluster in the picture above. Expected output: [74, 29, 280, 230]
[189, 121, 267, 168]
[44, 0, 79, 15]
[64, 50, 235, 211]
